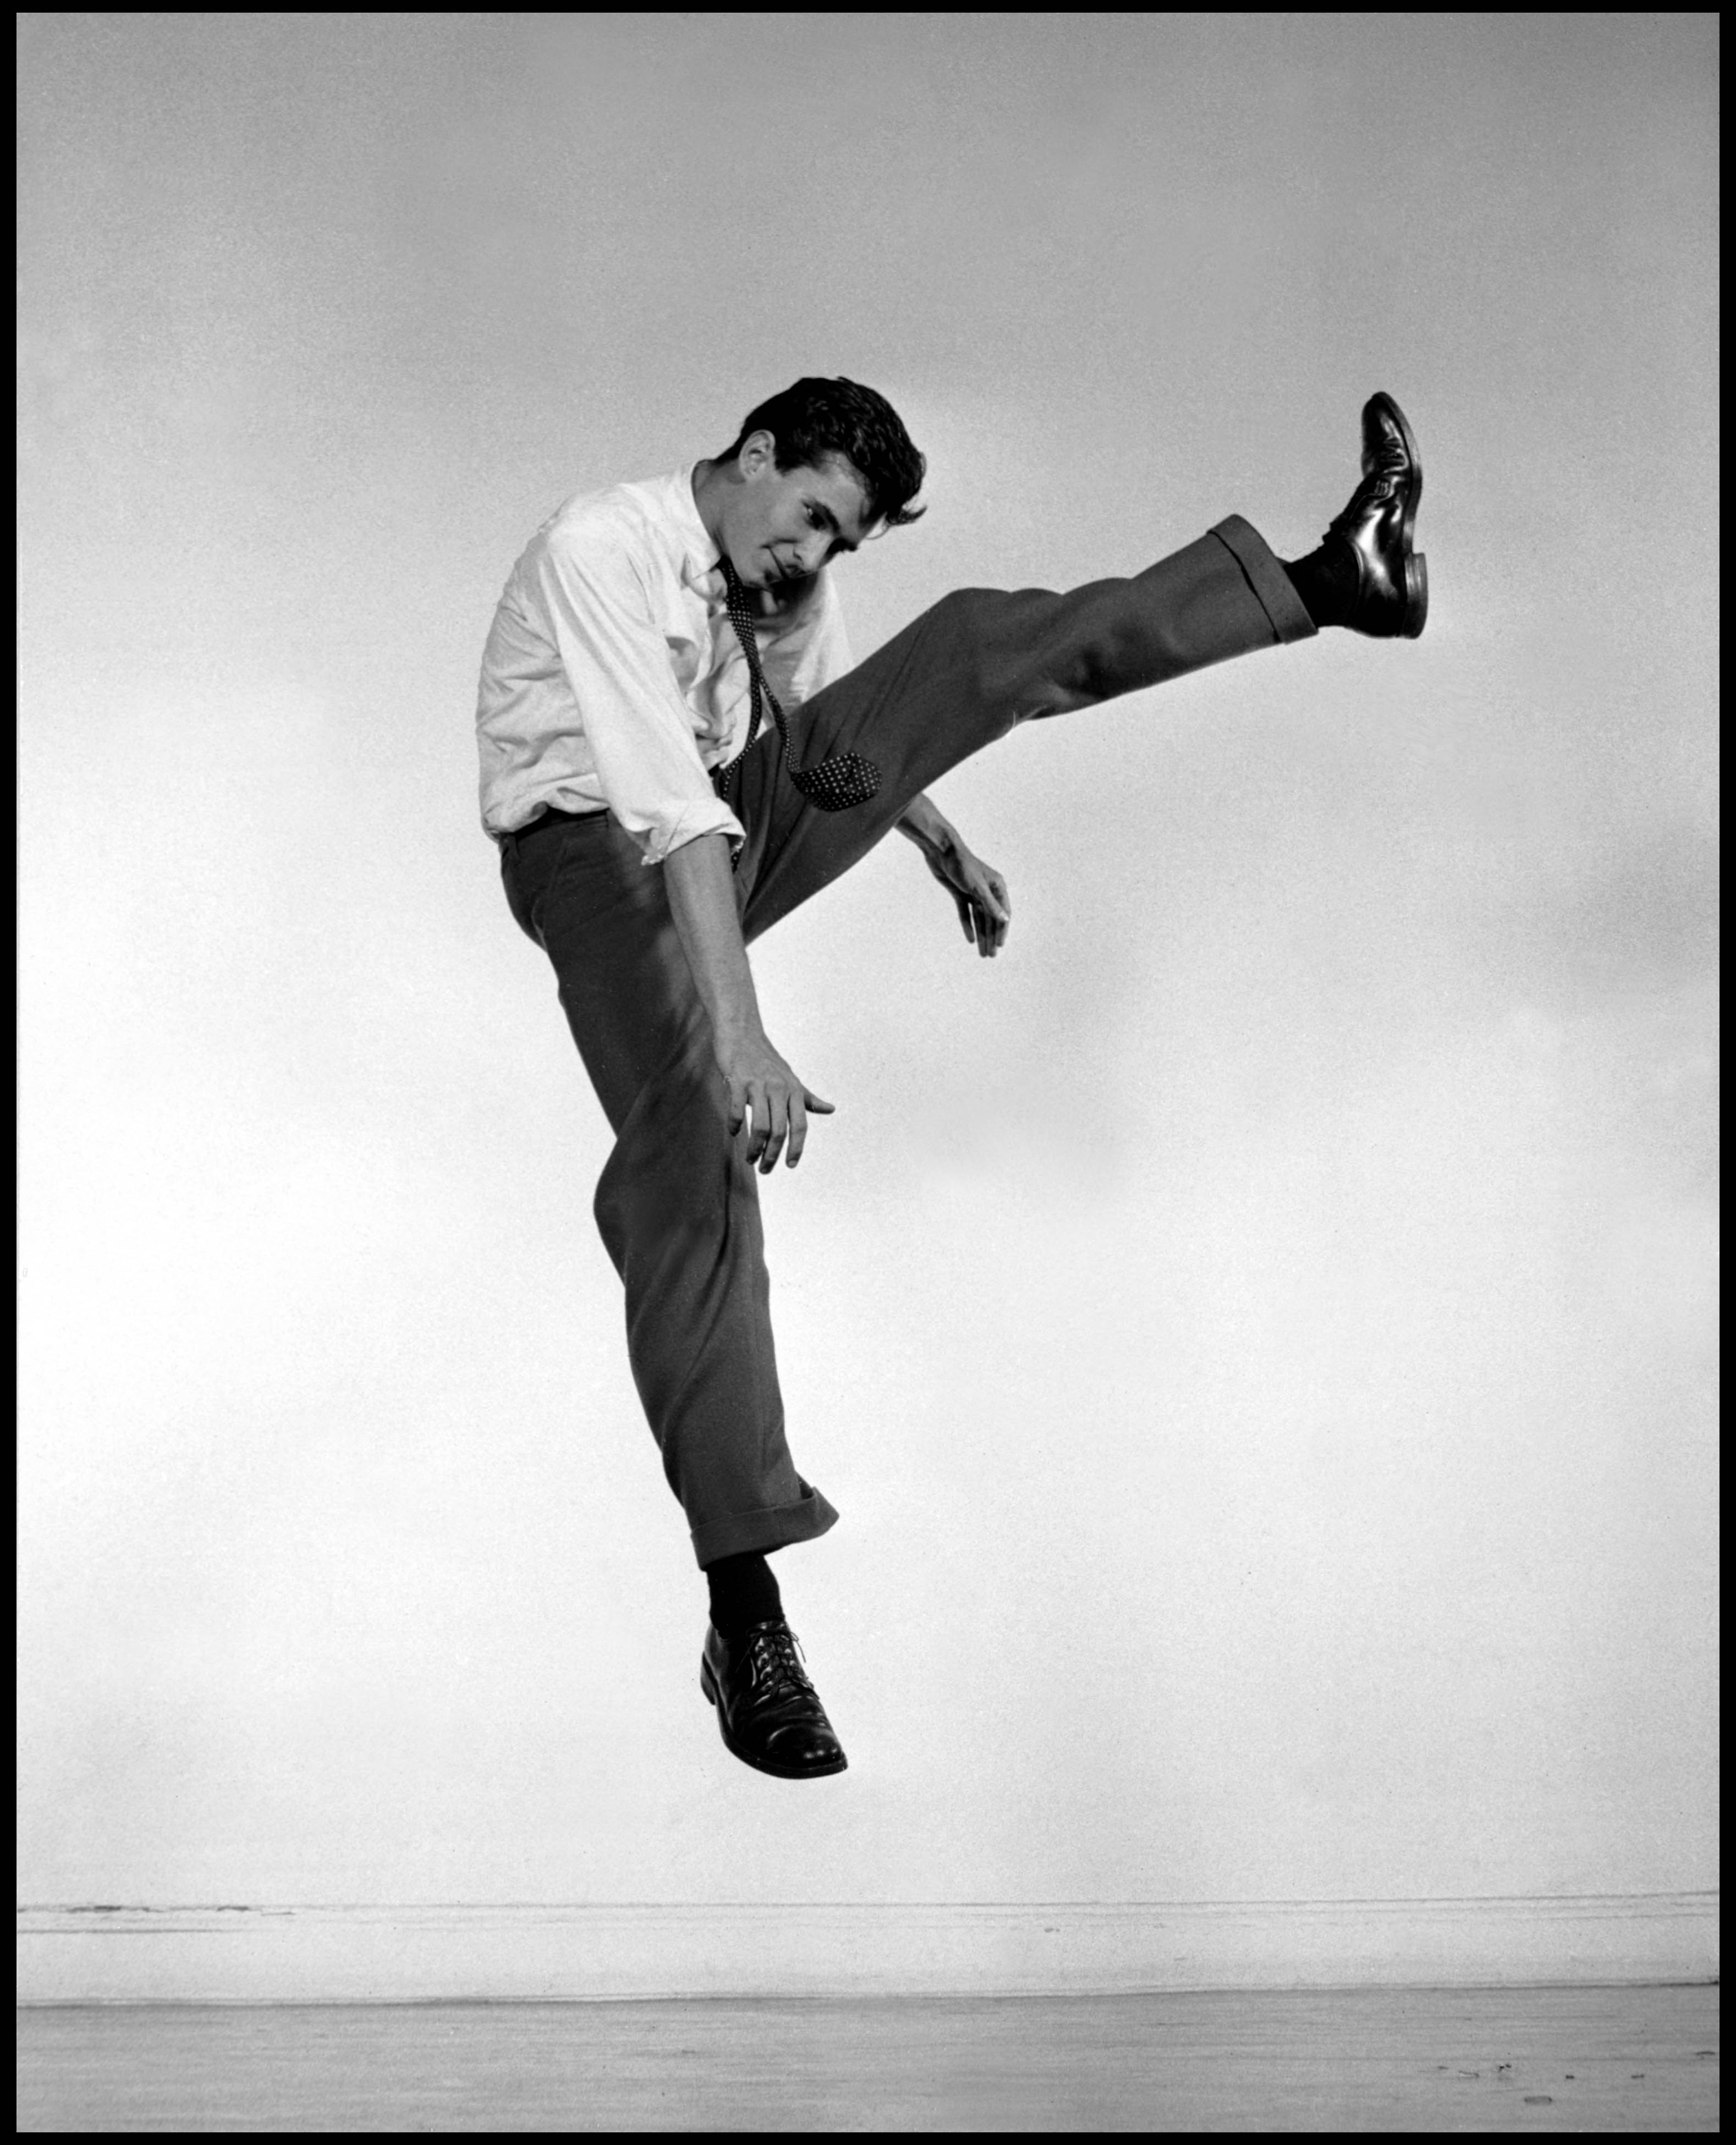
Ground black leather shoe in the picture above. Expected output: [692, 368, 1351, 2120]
[700, 1619, 848, 1780]
[1322, 391, 1428, 638]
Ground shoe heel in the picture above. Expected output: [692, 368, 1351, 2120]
[700, 1658, 718, 1707]
[1404, 553, 1429, 638]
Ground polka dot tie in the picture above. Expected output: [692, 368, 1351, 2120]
[712, 557, 882, 816]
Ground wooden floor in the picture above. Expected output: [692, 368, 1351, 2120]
[17, 1985, 1718, 2132]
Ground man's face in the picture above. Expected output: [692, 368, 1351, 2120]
[724, 433, 877, 591]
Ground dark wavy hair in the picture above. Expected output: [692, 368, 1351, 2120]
[722, 376, 926, 528]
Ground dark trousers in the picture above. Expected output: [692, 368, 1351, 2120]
[499, 515, 1313, 1565]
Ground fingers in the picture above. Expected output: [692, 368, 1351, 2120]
[783, 1085, 838, 1168]
[740, 1085, 762, 1164]
[742, 1086, 776, 1170]
[745, 1084, 789, 1173]
[744, 1083, 836, 1171]
[734, 1066, 834, 1172]
[968, 894, 1007, 955]
[760, 1088, 790, 1174]
[953, 866, 1010, 958]
[981, 873, 1010, 955]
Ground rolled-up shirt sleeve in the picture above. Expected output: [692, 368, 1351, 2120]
[531, 529, 744, 865]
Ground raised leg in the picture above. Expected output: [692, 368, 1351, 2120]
[737, 514, 1312, 941]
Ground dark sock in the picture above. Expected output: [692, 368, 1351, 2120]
[705, 1550, 782, 1639]
[1283, 536, 1360, 629]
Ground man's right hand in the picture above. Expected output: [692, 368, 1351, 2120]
[716, 1025, 835, 1172]
[662, 833, 836, 1173]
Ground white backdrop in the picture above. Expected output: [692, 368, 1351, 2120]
[19, 14, 1717, 1911]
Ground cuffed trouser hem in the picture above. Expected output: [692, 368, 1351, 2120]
[689, 1481, 840, 1568]
[1210, 515, 1317, 645]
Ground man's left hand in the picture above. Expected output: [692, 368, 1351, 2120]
[922, 834, 1012, 958]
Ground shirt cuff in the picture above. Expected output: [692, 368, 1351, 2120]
[635, 798, 746, 866]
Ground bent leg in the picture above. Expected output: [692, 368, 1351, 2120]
[503, 812, 838, 1565]
[738, 514, 1312, 941]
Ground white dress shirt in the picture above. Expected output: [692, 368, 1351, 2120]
[476, 466, 854, 864]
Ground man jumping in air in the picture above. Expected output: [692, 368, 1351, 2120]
[477, 376, 1426, 1780]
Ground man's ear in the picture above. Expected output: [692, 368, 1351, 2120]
[738, 428, 777, 478]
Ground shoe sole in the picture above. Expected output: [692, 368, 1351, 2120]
[1369, 390, 1428, 639]
[700, 1656, 849, 1780]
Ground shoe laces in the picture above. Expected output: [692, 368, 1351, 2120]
[741, 1621, 816, 1702]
